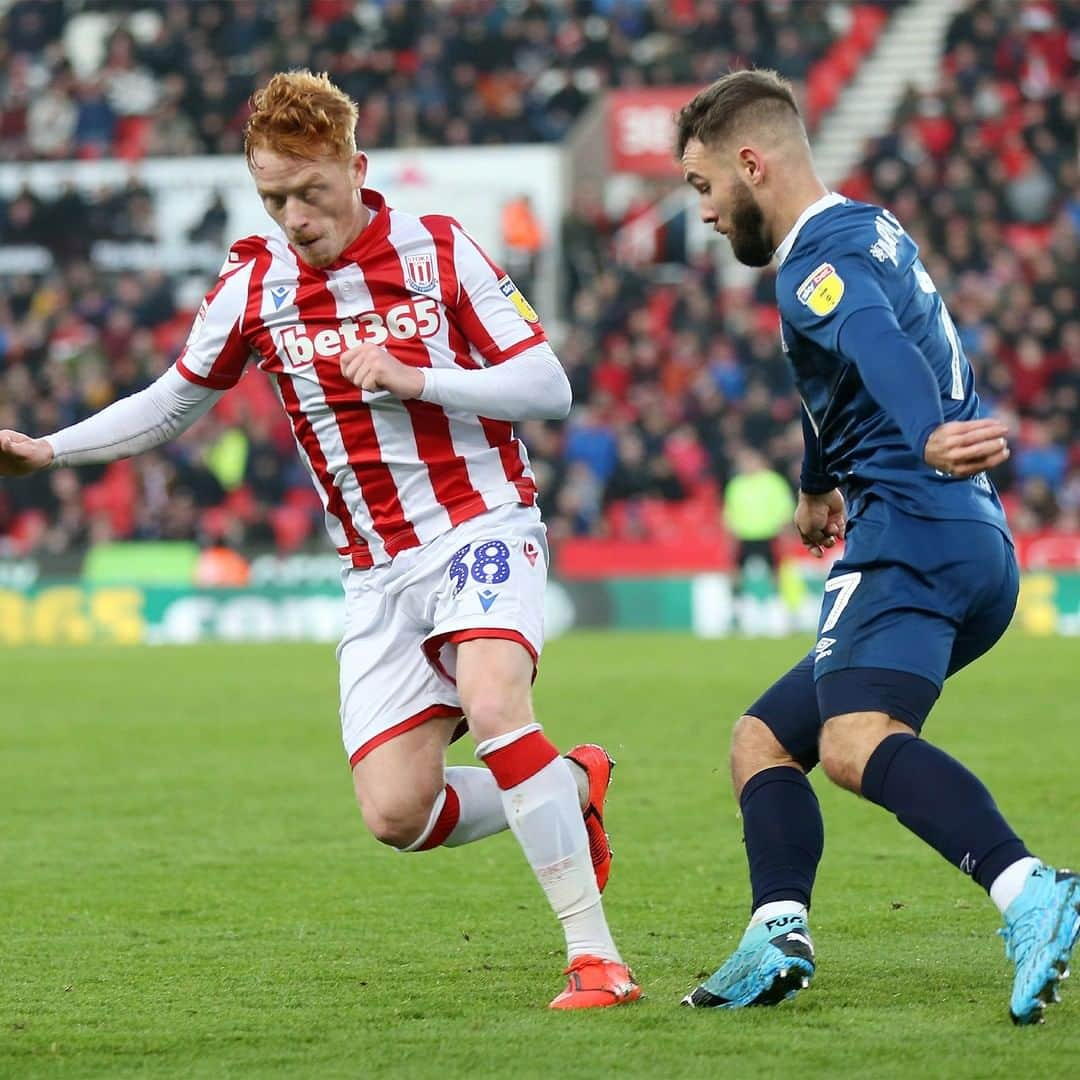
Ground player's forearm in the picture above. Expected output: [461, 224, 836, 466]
[419, 341, 572, 420]
[46, 365, 222, 467]
[839, 307, 943, 458]
[799, 403, 838, 495]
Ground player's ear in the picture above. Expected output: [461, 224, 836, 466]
[351, 152, 368, 189]
[737, 146, 765, 185]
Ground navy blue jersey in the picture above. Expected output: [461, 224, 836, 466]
[775, 195, 1008, 534]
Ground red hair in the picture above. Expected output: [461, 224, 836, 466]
[244, 70, 358, 164]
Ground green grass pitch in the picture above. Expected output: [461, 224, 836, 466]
[2, 631, 1078, 1078]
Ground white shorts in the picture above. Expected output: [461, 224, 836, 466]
[338, 502, 548, 767]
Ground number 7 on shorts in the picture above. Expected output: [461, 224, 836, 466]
[821, 571, 862, 634]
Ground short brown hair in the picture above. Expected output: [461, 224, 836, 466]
[244, 70, 358, 165]
[675, 69, 800, 157]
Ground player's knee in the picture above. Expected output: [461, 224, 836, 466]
[819, 714, 877, 792]
[818, 737, 860, 792]
[358, 792, 441, 849]
[820, 711, 918, 792]
[731, 714, 800, 797]
[462, 689, 532, 743]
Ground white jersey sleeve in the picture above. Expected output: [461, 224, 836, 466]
[176, 236, 265, 390]
[419, 340, 571, 420]
[45, 365, 221, 467]
[448, 222, 548, 366]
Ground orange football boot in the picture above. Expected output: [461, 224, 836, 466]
[549, 955, 642, 1010]
[566, 744, 615, 893]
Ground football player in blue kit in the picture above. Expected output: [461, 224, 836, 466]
[676, 69, 1080, 1025]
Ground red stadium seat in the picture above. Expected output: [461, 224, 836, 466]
[81, 461, 136, 535]
[113, 116, 152, 161]
[807, 66, 843, 127]
[270, 505, 313, 552]
[223, 485, 258, 522]
[199, 506, 232, 541]
[10, 509, 47, 552]
[850, 5, 888, 50]
[285, 486, 323, 514]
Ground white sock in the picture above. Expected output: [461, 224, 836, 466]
[566, 758, 590, 808]
[397, 787, 452, 852]
[478, 729, 620, 963]
[990, 856, 1041, 915]
[749, 900, 807, 928]
[442, 766, 508, 847]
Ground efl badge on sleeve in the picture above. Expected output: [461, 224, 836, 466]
[405, 252, 437, 293]
[796, 262, 845, 317]
[497, 275, 539, 323]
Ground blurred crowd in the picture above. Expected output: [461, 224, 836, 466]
[2, 178, 160, 263]
[0, 0, 1077, 558]
[0, 0, 839, 159]
[845, 0, 1080, 533]
[532, 0, 1080, 541]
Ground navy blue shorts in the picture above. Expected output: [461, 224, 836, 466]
[746, 499, 1018, 769]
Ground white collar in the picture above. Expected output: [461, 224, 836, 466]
[774, 192, 847, 265]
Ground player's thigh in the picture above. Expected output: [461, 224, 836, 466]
[421, 503, 548, 729]
[337, 565, 465, 777]
[817, 707, 918, 792]
[350, 714, 460, 828]
[947, 526, 1019, 678]
[454, 637, 536, 741]
[741, 652, 821, 776]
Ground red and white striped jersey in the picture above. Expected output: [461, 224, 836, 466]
[176, 189, 547, 568]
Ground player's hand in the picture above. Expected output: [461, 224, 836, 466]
[923, 419, 1009, 479]
[0, 430, 54, 476]
[795, 488, 846, 558]
[339, 343, 425, 400]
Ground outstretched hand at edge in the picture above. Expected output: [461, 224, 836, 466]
[0, 430, 54, 477]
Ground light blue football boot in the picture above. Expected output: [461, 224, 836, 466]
[682, 913, 815, 1008]
[999, 863, 1080, 1025]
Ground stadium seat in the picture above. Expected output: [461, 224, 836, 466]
[849, 5, 888, 51]
[223, 486, 258, 523]
[270, 505, 314, 552]
[807, 67, 843, 127]
[199, 506, 233, 541]
[81, 461, 136, 536]
[9, 510, 48, 553]
[113, 116, 152, 161]
[285, 486, 323, 514]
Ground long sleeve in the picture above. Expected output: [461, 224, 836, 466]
[45, 365, 222, 468]
[418, 341, 572, 421]
[837, 305, 943, 460]
[799, 403, 839, 494]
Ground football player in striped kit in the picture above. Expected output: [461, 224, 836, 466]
[0, 70, 640, 1010]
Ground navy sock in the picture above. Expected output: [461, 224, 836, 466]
[740, 765, 824, 913]
[861, 733, 1031, 893]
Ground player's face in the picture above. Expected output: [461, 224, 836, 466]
[682, 138, 774, 268]
[250, 146, 368, 268]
